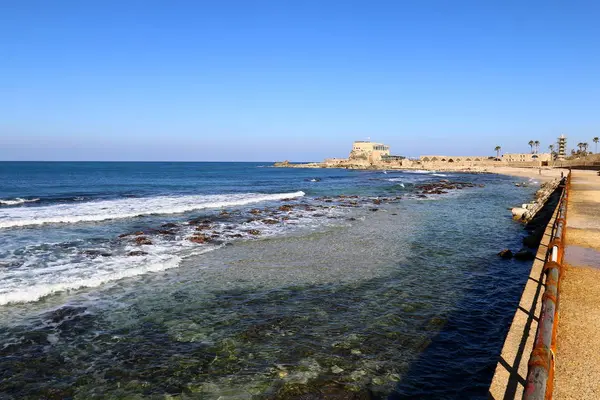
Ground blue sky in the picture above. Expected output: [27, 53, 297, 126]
[1, 0, 599, 161]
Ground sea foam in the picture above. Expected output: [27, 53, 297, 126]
[0, 191, 305, 229]
[0, 254, 182, 305]
[0, 198, 40, 206]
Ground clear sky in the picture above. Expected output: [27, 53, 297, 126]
[1, 0, 599, 161]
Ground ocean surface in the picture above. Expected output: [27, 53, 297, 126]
[0, 162, 538, 399]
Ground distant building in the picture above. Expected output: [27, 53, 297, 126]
[349, 140, 390, 163]
[381, 155, 405, 162]
[419, 155, 488, 162]
[502, 153, 552, 163]
[557, 134, 567, 160]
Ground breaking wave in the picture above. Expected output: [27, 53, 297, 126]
[0, 191, 305, 229]
[0, 252, 198, 305]
[0, 198, 40, 206]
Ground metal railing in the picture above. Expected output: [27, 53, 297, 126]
[523, 173, 570, 400]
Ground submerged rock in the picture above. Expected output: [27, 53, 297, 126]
[127, 250, 148, 257]
[514, 249, 536, 261]
[523, 231, 545, 248]
[155, 229, 175, 235]
[331, 365, 344, 374]
[82, 250, 112, 258]
[118, 231, 144, 238]
[189, 218, 212, 225]
[497, 249, 513, 259]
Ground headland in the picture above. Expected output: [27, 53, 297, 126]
[274, 140, 567, 182]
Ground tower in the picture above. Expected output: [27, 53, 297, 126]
[557, 134, 567, 160]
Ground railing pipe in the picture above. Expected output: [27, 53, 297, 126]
[523, 173, 570, 400]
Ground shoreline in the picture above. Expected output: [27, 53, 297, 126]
[274, 162, 567, 182]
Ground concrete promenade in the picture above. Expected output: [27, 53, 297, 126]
[489, 190, 559, 399]
[554, 170, 600, 399]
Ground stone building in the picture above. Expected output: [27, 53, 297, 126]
[419, 155, 490, 163]
[348, 141, 391, 164]
[502, 153, 552, 163]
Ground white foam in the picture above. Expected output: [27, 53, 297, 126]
[0, 196, 347, 306]
[0, 254, 181, 305]
[432, 173, 448, 177]
[0, 191, 305, 229]
[0, 242, 226, 306]
[0, 198, 40, 206]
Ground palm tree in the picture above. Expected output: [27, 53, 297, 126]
[534, 140, 540, 154]
[528, 140, 534, 153]
[548, 144, 554, 153]
[583, 142, 589, 154]
[494, 146, 501, 160]
[594, 137, 599, 153]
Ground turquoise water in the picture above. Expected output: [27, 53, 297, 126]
[0, 162, 537, 399]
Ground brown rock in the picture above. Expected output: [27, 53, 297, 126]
[498, 249, 514, 259]
[262, 219, 279, 225]
[188, 235, 210, 244]
[134, 236, 152, 245]
[247, 229, 261, 236]
[279, 205, 293, 212]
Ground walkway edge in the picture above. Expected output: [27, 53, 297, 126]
[488, 196, 561, 399]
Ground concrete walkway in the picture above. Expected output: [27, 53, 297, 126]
[554, 170, 600, 399]
[489, 190, 559, 399]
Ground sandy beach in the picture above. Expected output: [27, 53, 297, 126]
[485, 166, 568, 182]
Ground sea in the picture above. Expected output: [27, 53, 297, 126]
[0, 162, 539, 399]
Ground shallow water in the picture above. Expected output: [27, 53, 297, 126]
[0, 162, 537, 399]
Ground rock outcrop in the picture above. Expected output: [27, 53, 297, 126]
[511, 179, 562, 222]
